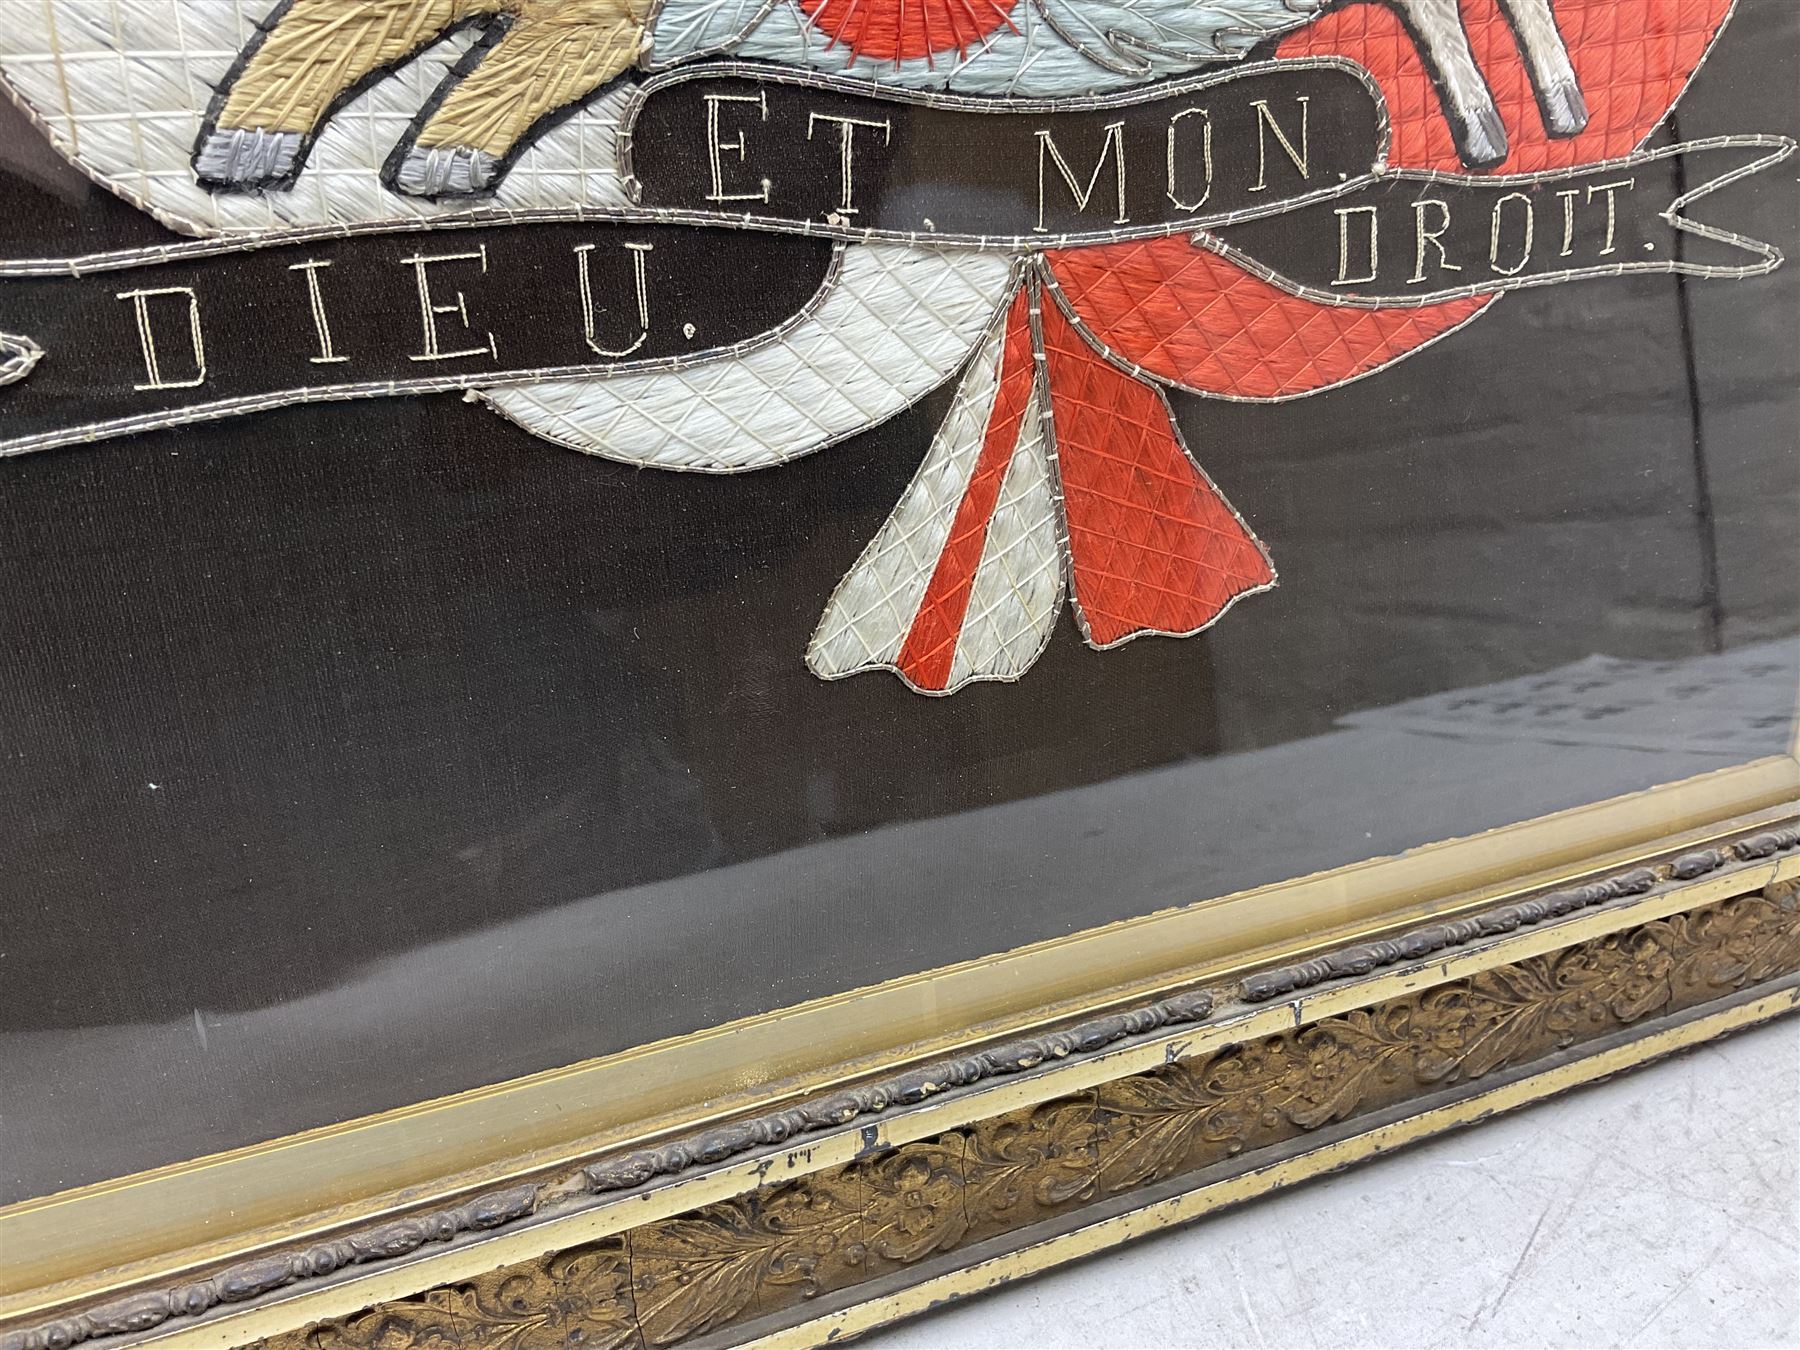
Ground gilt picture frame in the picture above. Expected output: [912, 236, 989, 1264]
[1, 0, 1796, 1346]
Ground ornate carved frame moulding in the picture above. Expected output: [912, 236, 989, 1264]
[5, 799, 1798, 1350]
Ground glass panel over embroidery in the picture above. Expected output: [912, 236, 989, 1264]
[0, 0, 1794, 1200]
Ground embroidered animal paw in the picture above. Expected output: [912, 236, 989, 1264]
[193, 0, 1590, 199]
[195, 0, 653, 196]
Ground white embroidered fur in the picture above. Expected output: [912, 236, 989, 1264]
[647, 0, 1321, 94]
[481, 245, 1015, 471]
[0, 1, 1018, 484]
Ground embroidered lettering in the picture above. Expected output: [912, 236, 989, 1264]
[1165, 107, 1215, 214]
[403, 246, 495, 363]
[1556, 187, 1582, 257]
[116, 286, 206, 390]
[806, 112, 891, 219]
[1035, 122, 1129, 233]
[1250, 96, 1310, 193]
[289, 259, 347, 365]
[1334, 205, 1380, 286]
[576, 241, 654, 358]
[1489, 192, 1535, 276]
[1586, 178, 1637, 256]
[704, 91, 771, 204]
[1410, 198, 1462, 283]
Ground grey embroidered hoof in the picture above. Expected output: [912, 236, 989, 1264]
[1537, 73, 1590, 138]
[1458, 99, 1510, 168]
[193, 126, 303, 187]
[393, 143, 499, 197]
[1497, 0, 1590, 138]
[1382, 0, 1512, 167]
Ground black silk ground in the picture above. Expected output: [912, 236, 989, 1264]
[0, 10, 1795, 1201]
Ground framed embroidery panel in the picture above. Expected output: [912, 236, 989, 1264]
[0, 1, 1795, 1346]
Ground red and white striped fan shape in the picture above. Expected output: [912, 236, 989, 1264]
[809, 273, 1276, 693]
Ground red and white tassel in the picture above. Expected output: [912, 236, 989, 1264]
[1035, 278, 1277, 649]
[809, 267, 1276, 692]
[807, 285, 1062, 694]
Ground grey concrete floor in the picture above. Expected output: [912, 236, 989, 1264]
[869, 1015, 1800, 1350]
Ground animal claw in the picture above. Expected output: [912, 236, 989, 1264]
[1461, 100, 1510, 167]
[193, 126, 303, 189]
[391, 143, 500, 198]
[1381, 0, 1592, 167]
[1537, 72, 1589, 138]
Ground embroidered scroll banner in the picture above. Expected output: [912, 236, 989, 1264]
[1208, 137, 1792, 304]
[0, 67, 1788, 460]
[0, 224, 835, 457]
[620, 62, 1385, 241]
[0, 0, 1794, 696]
